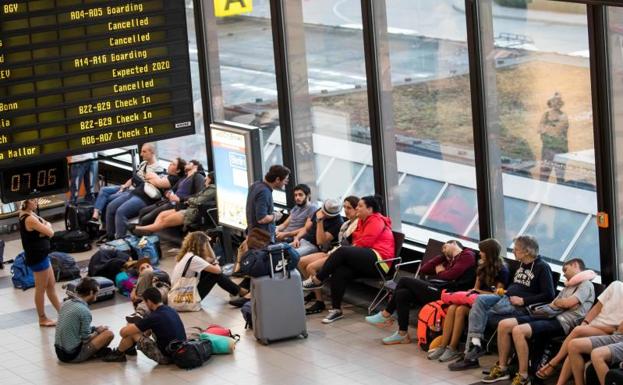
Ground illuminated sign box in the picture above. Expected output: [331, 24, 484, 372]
[214, 0, 253, 17]
[0, 0, 195, 167]
[210, 122, 262, 231]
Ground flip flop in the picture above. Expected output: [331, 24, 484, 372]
[536, 362, 559, 379]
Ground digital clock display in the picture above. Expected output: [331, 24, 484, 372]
[0, 159, 68, 202]
[0, 0, 194, 167]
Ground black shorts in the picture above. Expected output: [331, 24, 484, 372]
[55, 343, 81, 363]
[514, 315, 565, 337]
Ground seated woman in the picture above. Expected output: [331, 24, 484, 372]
[299, 195, 359, 315]
[171, 231, 248, 302]
[425, 238, 508, 362]
[138, 160, 205, 226]
[132, 172, 216, 235]
[302, 195, 395, 324]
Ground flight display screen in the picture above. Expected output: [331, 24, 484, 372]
[0, 0, 195, 167]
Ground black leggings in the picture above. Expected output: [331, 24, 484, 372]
[139, 202, 174, 225]
[316, 246, 379, 309]
[197, 271, 241, 299]
[385, 277, 442, 331]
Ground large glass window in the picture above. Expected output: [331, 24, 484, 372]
[204, 1, 283, 176]
[480, 0, 598, 268]
[608, 6, 623, 278]
[155, 2, 209, 166]
[283, 1, 373, 202]
[385, 1, 478, 243]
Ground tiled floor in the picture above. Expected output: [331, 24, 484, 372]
[0, 232, 492, 385]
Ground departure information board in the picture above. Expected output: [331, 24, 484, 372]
[0, 0, 195, 167]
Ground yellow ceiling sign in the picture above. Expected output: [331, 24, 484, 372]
[214, 0, 253, 17]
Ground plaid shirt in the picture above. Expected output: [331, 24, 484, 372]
[54, 297, 92, 352]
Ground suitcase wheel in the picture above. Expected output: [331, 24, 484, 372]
[301, 332, 308, 339]
[259, 339, 269, 345]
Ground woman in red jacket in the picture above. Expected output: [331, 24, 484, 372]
[302, 195, 395, 324]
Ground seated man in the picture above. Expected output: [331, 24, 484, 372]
[450, 235, 556, 370]
[131, 172, 216, 235]
[365, 239, 476, 344]
[104, 287, 186, 364]
[126, 258, 171, 323]
[534, 280, 623, 385]
[105, 157, 184, 240]
[482, 258, 595, 384]
[54, 277, 114, 363]
[90, 143, 164, 228]
[275, 184, 317, 242]
[292, 198, 344, 257]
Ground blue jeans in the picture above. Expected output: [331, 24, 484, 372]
[466, 294, 526, 341]
[69, 161, 98, 203]
[106, 193, 147, 238]
[94, 185, 122, 215]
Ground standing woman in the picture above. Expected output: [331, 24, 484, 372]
[19, 199, 61, 326]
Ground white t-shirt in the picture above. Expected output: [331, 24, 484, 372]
[591, 281, 623, 328]
[171, 252, 210, 284]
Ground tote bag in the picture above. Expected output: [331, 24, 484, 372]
[168, 256, 202, 312]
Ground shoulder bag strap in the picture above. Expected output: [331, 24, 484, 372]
[182, 255, 196, 278]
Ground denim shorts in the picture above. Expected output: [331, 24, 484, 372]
[28, 256, 51, 272]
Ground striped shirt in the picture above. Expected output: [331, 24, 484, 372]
[54, 297, 92, 352]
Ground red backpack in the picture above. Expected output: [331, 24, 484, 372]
[202, 325, 240, 341]
[417, 300, 447, 351]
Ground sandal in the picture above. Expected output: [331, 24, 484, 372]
[536, 361, 559, 379]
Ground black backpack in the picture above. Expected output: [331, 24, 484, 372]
[65, 202, 94, 232]
[49, 251, 81, 281]
[87, 249, 130, 280]
[167, 339, 212, 369]
[51, 230, 92, 253]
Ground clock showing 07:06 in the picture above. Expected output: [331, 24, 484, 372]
[0, 159, 68, 203]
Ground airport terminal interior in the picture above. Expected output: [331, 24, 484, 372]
[2, 0, 623, 384]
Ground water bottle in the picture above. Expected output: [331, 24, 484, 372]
[434, 317, 442, 331]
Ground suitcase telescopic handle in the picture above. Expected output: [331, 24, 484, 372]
[267, 246, 290, 279]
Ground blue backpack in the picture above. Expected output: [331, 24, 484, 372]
[49, 251, 81, 282]
[126, 235, 161, 266]
[11, 252, 35, 290]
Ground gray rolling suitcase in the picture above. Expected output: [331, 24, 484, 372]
[251, 244, 307, 345]
[64, 276, 115, 302]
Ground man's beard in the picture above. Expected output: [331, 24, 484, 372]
[296, 201, 307, 207]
